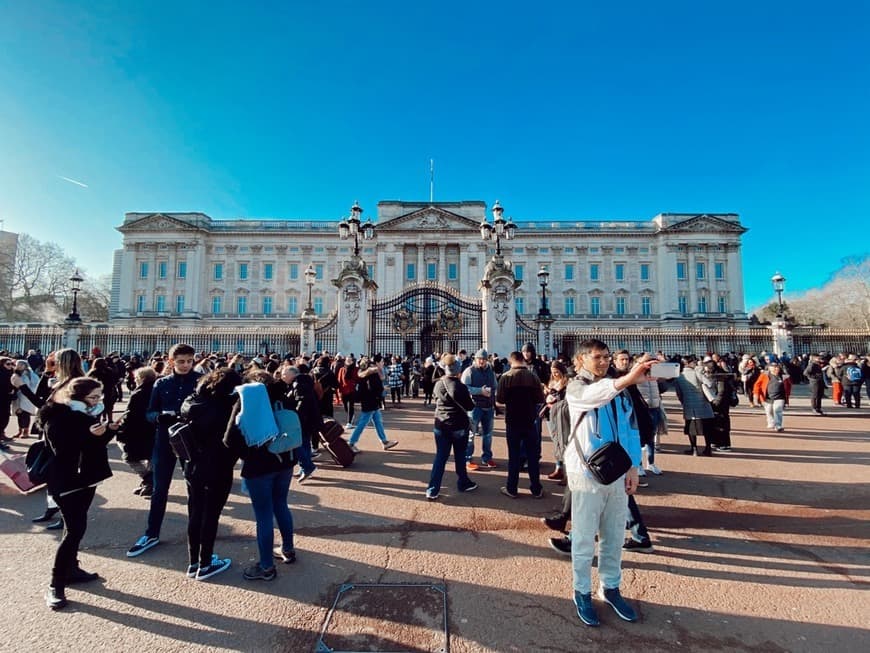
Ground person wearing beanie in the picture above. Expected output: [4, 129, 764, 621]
[460, 349, 498, 470]
[425, 354, 478, 500]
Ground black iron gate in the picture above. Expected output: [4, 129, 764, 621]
[369, 283, 483, 357]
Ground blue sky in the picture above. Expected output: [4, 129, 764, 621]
[1, 0, 867, 311]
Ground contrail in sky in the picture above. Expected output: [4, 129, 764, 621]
[58, 175, 89, 188]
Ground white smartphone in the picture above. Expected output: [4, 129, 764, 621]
[649, 361, 679, 379]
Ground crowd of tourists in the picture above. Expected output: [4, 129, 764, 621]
[0, 341, 867, 622]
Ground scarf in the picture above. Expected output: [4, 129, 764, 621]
[234, 382, 279, 448]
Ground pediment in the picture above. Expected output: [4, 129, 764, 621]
[378, 206, 481, 231]
[661, 214, 747, 234]
[119, 213, 203, 233]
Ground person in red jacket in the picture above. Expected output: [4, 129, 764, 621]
[753, 362, 792, 432]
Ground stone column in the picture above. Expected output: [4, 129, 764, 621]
[333, 256, 377, 357]
[536, 315, 555, 358]
[300, 311, 317, 355]
[687, 247, 698, 316]
[480, 254, 521, 357]
[63, 320, 82, 351]
[438, 245, 446, 285]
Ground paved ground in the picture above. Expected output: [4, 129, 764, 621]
[1, 385, 868, 652]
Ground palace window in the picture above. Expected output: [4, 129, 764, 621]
[715, 262, 725, 280]
[406, 263, 416, 281]
[616, 296, 626, 315]
[313, 297, 324, 315]
[175, 295, 185, 313]
[288, 297, 298, 314]
[514, 264, 524, 281]
[641, 296, 651, 315]
[289, 263, 298, 280]
[239, 263, 248, 280]
[590, 264, 599, 281]
[564, 296, 575, 315]
[136, 295, 146, 312]
[263, 263, 274, 281]
[448, 263, 458, 280]
[237, 296, 247, 314]
[139, 262, 149, 279]
[263, 296, 273, 314]
[315, 264, 324, 280]
[677, 262, 686, 280]
[718, 295, 727, 313]
[696, 262, 706, 280]
[212, 296, 222, 314]
[367, 265, 375, 278]
[698, 296, 708, 313]
[678, 295, 688, 314]
[158, 261, 167, 279]
[565, 263, 575, 281]
[615, 263, 625, 282]
[214, 263, 223, 280]
[590, 296, 600, 315]
[515, 297, 524, 314]
[640, 264, 650, 282]
[155, 295, 166, 312]
[178, 262, 187, 279]
[427, 262, 437, 280]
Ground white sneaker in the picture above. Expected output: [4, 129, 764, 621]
[382, 440, 398, 450]
[350, 444, 361, 453]
[645, 464, 662, 475]
[345, 423, 353, 430]
[637, 467, 646, 476]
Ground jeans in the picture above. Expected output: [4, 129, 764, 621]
[146, 430, 178, 539]
[296, 431, 316, 475]
[809, 380, 825, 412]
[505, 421, 542, 495]
[342, 396, 355, 424]
[843, 384, 861, 408]
[465, 407, 494, 463]
[428, 427, 475, 494]
[186, 467, 234, 567]
[348, 409, 388, 446]
[52, 486, 97, 588]
[570, 474, 628, 594]
[245, 468, 295, 569]
[763, 399, 786, 429]
[626, 494, 649, 542]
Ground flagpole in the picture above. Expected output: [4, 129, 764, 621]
[429, 158, 434, 203]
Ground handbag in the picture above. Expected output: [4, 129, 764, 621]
[25, 439, 55, 486]
[571, 399, 633, 486]
[167, 420, 197, 461]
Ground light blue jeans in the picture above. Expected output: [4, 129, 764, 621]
[465, 406, 494, 463]
[763, 399, 785, 429]
[246, 469, 294, 569]
[570, 473, 628, 594]
[348, 409, 388, 446]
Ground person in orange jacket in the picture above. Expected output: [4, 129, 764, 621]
[753, 361, 792, 432]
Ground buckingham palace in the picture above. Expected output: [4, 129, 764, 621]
[108, 199, 749, 356]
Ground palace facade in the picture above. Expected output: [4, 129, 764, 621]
[109, 200, 749, 330]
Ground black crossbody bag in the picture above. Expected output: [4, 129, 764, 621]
[572, 398, 633, 485]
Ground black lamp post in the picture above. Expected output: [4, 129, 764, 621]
[338, 200, 376, 257]
[771, 272, 786, 317]
[537, 265, 551, 317]
[479, 200, 517, 257]
[304, 263, 316, 312]
[68, 269, 83, 322]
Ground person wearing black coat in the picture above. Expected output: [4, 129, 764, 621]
[311, 356, 338, 420]
[179, 367, 241, 580]
[39, 377, 117, 610]
[425, 354, 478, 500]
[279, 365, 320, 481]
[115, 367, 157, 496]
[0, 357, 18, 446]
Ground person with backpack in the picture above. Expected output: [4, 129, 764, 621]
[178, 367, 242, 581]
[281, 364, 321, 483]
[841, 354, 863, 408]
[336, 356, 359, 428]
[223, 369, 296, 582]
[347, 358, 398, 453]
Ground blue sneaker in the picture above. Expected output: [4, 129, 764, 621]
[598, 587, 638, 622]
[574, 591, 599, 626]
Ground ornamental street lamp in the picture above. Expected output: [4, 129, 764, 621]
[68, 269, 83, 322]
[338, 200, 376, 257]
[771, 271, 786, 317]
[537, 265, 551, 317]
[304, 263, 316, 312]
[479, 200, 517, 257]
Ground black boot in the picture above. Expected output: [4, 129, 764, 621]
[45, 585, 67, 610]
[45, 519, 64, 530]
[543, 512, 569, 532]
[67, 566, 100, 584]
[32, 507, 60, 523]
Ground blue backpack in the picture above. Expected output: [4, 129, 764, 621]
[846, 365, 862, 383]
[268, 401, 303, 454]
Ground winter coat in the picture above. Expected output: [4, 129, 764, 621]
[433, 376, 474, 431]
[39, 401, 114, 495]
[115, 380, 156, 461]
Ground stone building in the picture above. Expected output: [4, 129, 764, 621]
[110, 200, 748, 352]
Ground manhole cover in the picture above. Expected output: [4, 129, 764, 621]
[316, 582, 448, 653]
